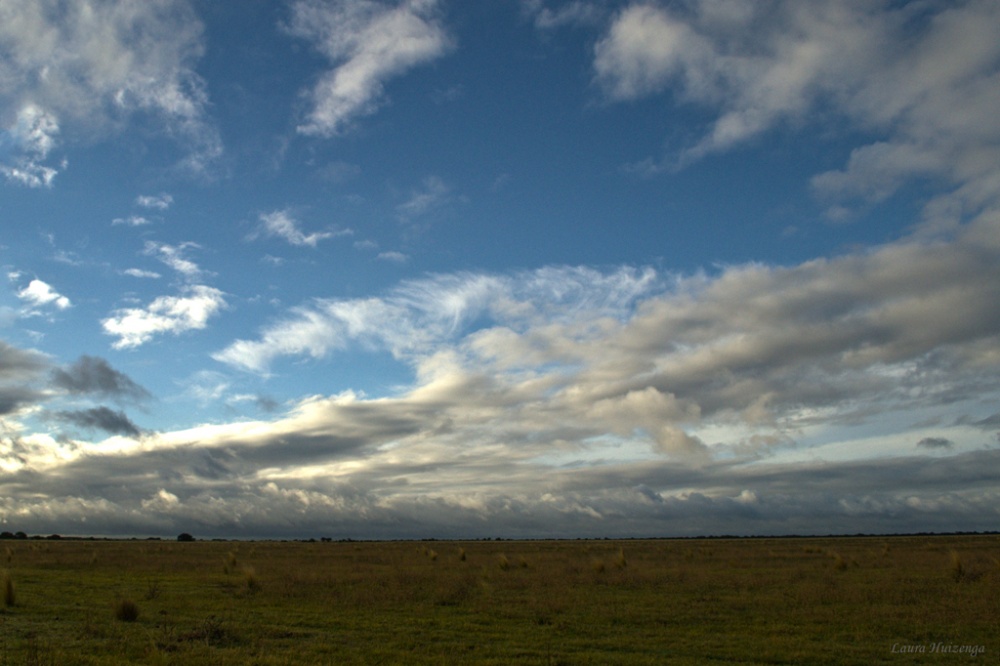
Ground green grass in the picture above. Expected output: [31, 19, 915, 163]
[0, 535, 996, 664]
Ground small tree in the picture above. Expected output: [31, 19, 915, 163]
[177, 532, 195, 542]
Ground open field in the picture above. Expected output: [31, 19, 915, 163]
[0, 534, 996, 664]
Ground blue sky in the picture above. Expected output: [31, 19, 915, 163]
[1, 0, 999, 539]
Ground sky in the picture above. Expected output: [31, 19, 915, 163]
[1, 0, 999, 540]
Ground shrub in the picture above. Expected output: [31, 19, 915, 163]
[177, 533, 195, 542]
[114, 598, 139, 622]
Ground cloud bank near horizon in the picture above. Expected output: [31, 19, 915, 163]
[4, 212, 999, 537]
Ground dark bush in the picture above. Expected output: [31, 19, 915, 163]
[177, 532, 195, 542]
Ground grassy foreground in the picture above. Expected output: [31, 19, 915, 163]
[0, 534, 996, 664]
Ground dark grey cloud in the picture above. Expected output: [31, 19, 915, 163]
[0, 340, 49, 377]
[50, 355, 151, 402]
[0, 340, 50, 415]
[956, 412, 1000, 430]
[917, 437, 954, 450]
[1, 448, 997, 539]
[52, 407, 143, 438]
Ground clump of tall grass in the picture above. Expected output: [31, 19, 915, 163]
[243, 566, 261, 594]
[114, 598, 139, 622]
[949, 551, 965, 582]
[831, 552, 848, 571]
[497, 554, 510, 571]
[613, 548, 627, 570]
[144, 579, 161, 600]
[4, 547, 12, 564]
[3, 570, 15, 607]
[223, 551, 239, 574]
[457, 547, 467, 562]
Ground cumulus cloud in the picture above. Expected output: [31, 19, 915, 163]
[251, 209, 348, 247]
[287, 0, 453, 136]
[0, 0, 220, 174]
[17, 279, 71, 311]
[102, 285, 227, 349]
[594, 0, 1000, 222]
[51, 356, 150, 402]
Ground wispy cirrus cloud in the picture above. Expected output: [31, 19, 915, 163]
[287, 0, 453, 136]
[142, 241, 206, 281]
[250, 209, 350, 247]
[396, 175, 453, 221]
[112, 216, 153, 227]
[522, 0, 606, 30]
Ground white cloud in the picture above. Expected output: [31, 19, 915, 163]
[135, 193, 174, 210]
[0, 105, 62, 187]
[287, 0, 453, 136]
[0, 0, 220, 173]
[213, 265, 659, 374]
[594, 1, 1000, 222]
[253, 209, 347, 247]
[143, 241, 204, 280]
[112, 216, 152, 227]
[396, 175, 452, 220]
[17, 279, 71, 311]
[102, 285, 226, 349]
[523, 1, 606, 29]
[121, 268, 162, 279]
[213, 215, 1000, 471]
[377, 251, 409, 263]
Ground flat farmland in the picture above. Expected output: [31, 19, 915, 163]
[1, 535, 997, 664]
